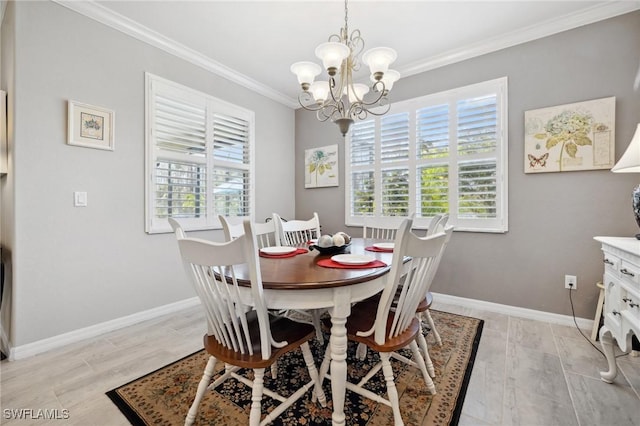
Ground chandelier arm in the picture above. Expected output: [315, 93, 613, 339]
[358, 101, 391, 117]
[297, 93, 325, 113]
[347, 94, 390, 120]
[315, 110, 334, 122]
[349, 30, 364, 71]
[318, 103, 343, 122]
[345, 80, 387, 113]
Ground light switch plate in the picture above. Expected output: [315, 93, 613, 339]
[74, 191, 87, 207]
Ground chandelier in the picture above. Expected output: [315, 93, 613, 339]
[290, 0, 400, 136]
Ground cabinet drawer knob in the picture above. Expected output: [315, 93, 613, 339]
[620, 268, 635, 277]
[604, 258, 614, 265]
[612, 310, 621, 316]
[630, 303, 639, 308]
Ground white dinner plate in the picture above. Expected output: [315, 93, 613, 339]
[331, 254, 376, 265]
[373, 242, 395, 250]
[260, 246, 297, 255]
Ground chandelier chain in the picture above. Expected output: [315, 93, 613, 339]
[344, 0, 349, 37]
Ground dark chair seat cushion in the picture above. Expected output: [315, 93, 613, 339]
[204, 310, 315, 369]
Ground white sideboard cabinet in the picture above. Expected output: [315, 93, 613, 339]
[594, 236, 640, 383]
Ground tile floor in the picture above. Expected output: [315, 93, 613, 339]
[435, 301, 640, 426]
[1, 301, 639, 425]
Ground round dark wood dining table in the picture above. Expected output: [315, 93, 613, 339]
[229, 237, 397, 426]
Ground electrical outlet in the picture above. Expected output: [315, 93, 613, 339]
[565, 275, 577, 290]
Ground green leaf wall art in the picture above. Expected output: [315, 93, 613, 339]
[524, 97, 615, 173]
[305, 144, 339, 188]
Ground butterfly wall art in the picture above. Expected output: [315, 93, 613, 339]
[524, 97, 615, 173]
[527, 152, 549, 169]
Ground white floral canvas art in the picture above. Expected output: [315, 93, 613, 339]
[524, 97, 615, 173]
[305, 144, 338, 188]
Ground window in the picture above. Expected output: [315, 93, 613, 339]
[145, 73, 255, 233]
[346, 77, 508, 232]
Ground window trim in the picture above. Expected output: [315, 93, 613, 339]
[345, 77, 508, 233]
[144, 73, 256, 234]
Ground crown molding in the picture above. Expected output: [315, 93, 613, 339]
[399, 1, 640, 78]
[52, 0, 639, 109]
[52, 0, 299, 108]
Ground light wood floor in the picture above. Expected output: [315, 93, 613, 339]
[1, 301, 639, 425]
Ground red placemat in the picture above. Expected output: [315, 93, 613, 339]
[259, 248, 308, 258]
[365, 246, 393, 253]
[317, 258, 387, 269]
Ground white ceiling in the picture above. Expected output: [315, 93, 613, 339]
[59, 1, 640, 107]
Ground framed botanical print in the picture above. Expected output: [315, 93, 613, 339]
[67, 100, 115, 151]
[524, 97, 615, 173]
[305, 144, 339, 188]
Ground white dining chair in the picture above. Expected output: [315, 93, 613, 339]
[318, 217, 447, 425]
[426, 213, 448, 236]
[271, 212, 324, 342]
[405, 224, 453, 382]
[219, 215, 277, 249]
[218, 215, 281, 377]
[362, 215, 406, 240]
[355, 214, 452, 380]
[272, 212, 321, 246]
[422, 213, 450, 346]
[168, 217, 184, 234]
[172, 220, 326, 426]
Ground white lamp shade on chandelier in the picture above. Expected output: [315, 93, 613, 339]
[372, 69, 401, 92]
[290, 62, 322, 89]
[309, 81, 331, 103]
[290, 0, 400, 136]
[314, 42, 350, 74]
[344, 83, 369, 103]
[362, 47, 397, 77]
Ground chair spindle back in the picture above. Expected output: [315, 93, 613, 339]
[175, 220, 274, 359]
[219, 215, 277, 248]
[273, 212, 321, 246]
[362, 216, 406, 240]
[373, 218, 449, 345]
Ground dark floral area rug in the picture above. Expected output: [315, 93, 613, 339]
[107, 310, 483, 425]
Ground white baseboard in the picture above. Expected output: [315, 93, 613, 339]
[8, 297, 200, 361]
[7, 293, 595, 361]
[431, 292, 594, 330]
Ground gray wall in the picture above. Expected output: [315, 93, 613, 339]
[1, 1, 295, 347]
[295, 11, 640, 319]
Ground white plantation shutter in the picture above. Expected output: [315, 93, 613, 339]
[381, 168, 409, 216]
[350, 120, 375, 166]
[346, 77, 507, 232]
[380, 113, 410, 215]
[457, 95, 497, 155]
[456, 95, 498, 221]
[417, 103, 450, 218]
[458, 160, 497, 219]
[418, 164, 449, 216]
[351, 171, 375, 215]
[152, 93, 208, 223]
[154, 95, 207, 155]
[146, 74, 255, 233]
[212, 112, 251, 217]
[417, 104, 449, 159]
[349, 121, 376, 216]
[381, 113, 409, 162]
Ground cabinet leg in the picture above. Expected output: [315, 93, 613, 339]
[599, 326, 618, 383]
